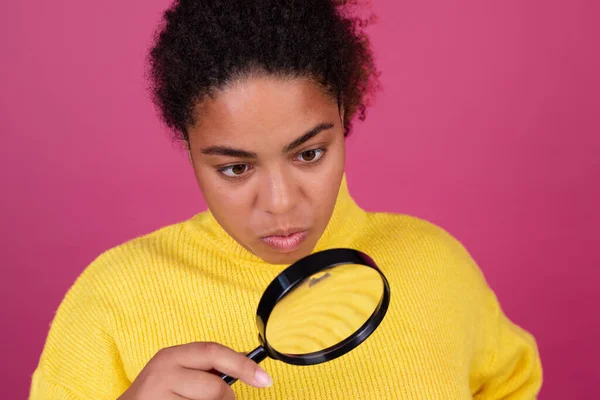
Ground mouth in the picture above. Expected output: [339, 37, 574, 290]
[260, 229, 309, 253]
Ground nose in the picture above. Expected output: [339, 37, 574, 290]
[259, 170, 298, 215]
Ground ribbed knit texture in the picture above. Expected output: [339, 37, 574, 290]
[30, 176, 542, 399]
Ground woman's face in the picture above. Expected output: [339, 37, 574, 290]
[187, 75, 346, 264]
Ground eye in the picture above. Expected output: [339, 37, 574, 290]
[297, 148, 325, 163]
[219, 164, 251, 177]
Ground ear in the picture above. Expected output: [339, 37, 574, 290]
[339, 105, 345, 127]
[185, 141, 193, 165]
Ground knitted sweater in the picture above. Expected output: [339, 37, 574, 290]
[30, 177, 542, 399]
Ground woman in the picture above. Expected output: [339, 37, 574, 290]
[30, 0, 542, 399]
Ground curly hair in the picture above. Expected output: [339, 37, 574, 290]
[148, 0, 380, 141]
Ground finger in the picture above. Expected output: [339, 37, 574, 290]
[205, 353, 246, 376]
[172, 342, 272, 388]
[160, 388, 193, 400]
[171, 368, 235, 400]
[170, 393, 192, 400]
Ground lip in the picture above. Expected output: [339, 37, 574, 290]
[261, 229, 309, 253]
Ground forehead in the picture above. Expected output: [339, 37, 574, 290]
[189, 75, 339, 147]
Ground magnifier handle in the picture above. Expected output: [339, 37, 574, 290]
[220, 345, 268, 386]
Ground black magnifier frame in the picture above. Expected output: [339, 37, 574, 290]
[221, 248, 391, 385]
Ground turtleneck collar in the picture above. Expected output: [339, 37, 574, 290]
[192, 174, 367, 269]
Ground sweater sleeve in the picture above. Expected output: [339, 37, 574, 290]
[470, 286, 543, 399]
[29, 260, 130, 400]
[437, 226, 543, 399]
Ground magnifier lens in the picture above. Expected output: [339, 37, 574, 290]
[220, 249, 390, 386]
[265, 263, 385, 355]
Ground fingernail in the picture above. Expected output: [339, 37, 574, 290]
[254, 367, 273, 387]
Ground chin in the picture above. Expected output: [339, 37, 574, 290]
[258, 246, 313, 266]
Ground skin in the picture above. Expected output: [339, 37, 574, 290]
[118, 342, 272, 399]
[187, 74, 346, 265]
[120, 75, 347, 399]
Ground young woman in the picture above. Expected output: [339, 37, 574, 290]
[30, 0, 542, 399]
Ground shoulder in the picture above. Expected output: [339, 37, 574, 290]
[360, 211, 488, 284]
[44, 215, 203, 346]
[63, 214, 204, 306]
[364, 211, 470, 256]
[84, 221, 186, 278]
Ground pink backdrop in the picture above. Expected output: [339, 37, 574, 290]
[1, 0, 598, 398]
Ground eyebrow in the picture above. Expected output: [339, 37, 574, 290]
[200, 122, 335, 158]
[282, 122, 334, 152]
[200, 146, 258, 159]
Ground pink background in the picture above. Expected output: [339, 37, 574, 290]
[1, 0, 598, 398]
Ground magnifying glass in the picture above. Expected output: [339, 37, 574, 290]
[221, 248, 391, 385]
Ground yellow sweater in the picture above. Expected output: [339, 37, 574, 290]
[30, 177, 542, 399]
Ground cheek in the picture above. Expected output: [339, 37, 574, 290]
[194, 168, 247, 213]
[308, 160, 344, 213]
[203, 186, 255, 238]
[205, 184, 248, 214]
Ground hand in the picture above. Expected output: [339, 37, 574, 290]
[118, 342, 272, 400]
